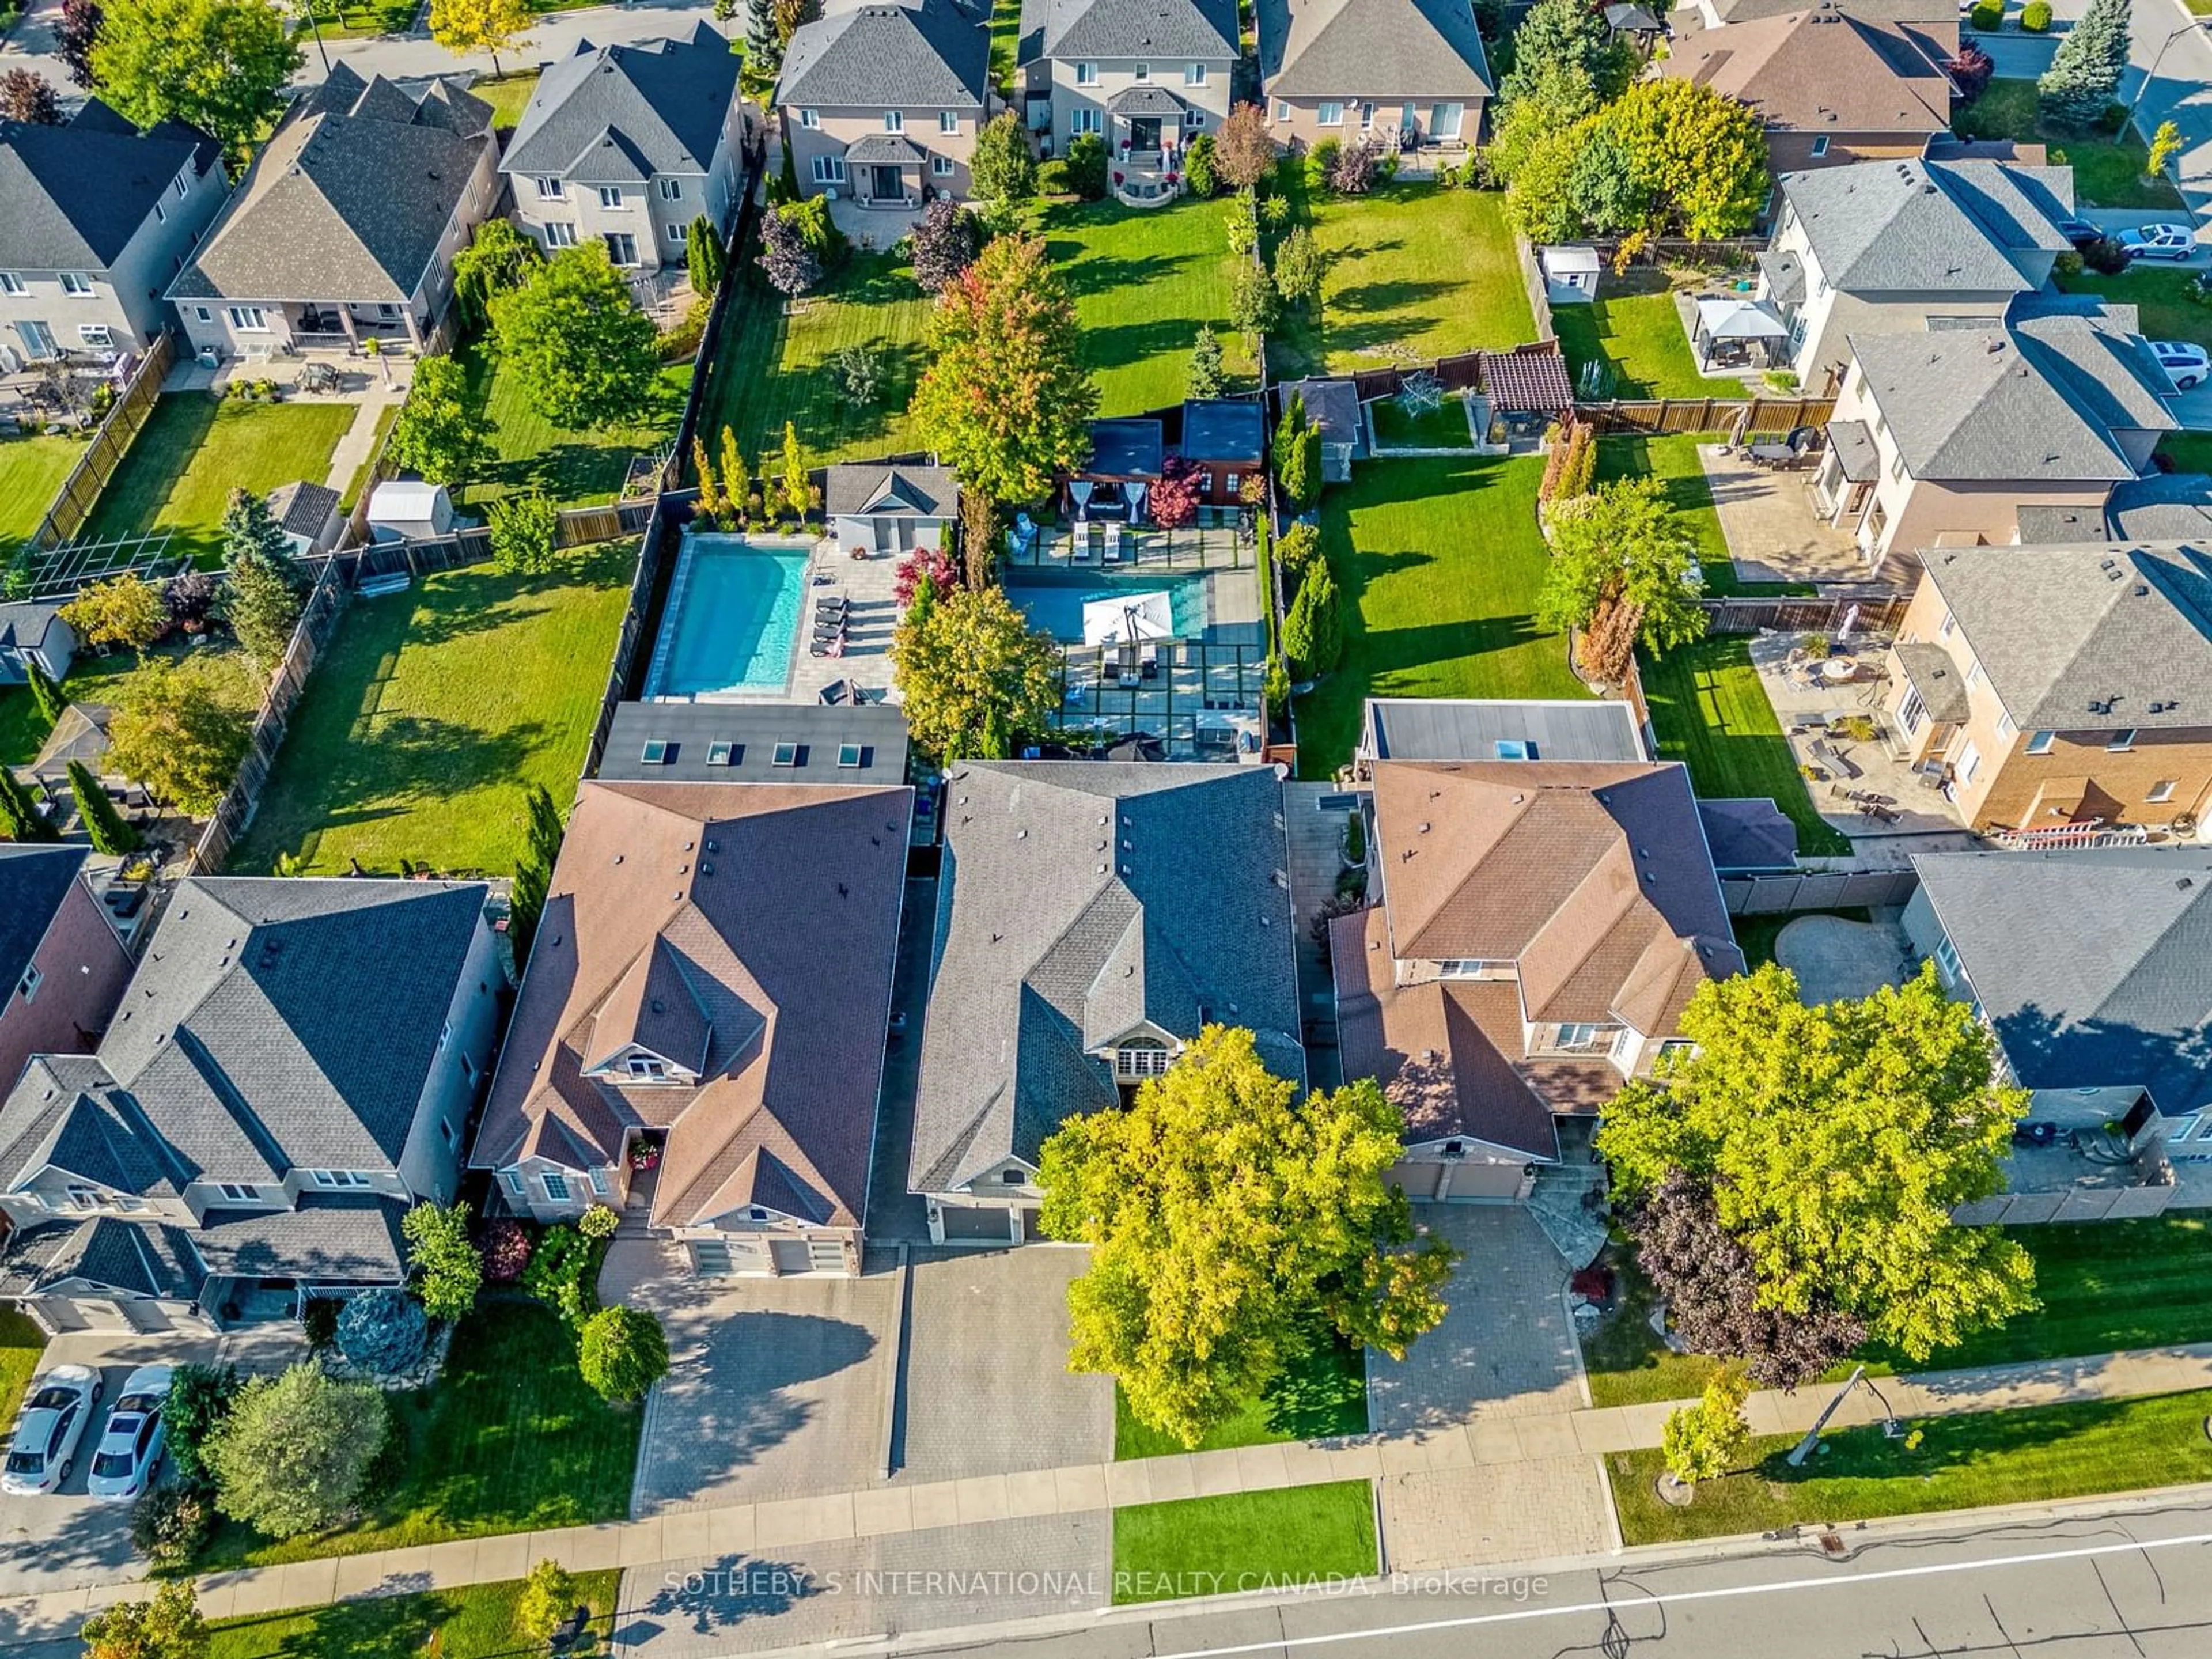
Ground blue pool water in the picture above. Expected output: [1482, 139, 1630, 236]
[1008, 572, 1211, 642]
[654, 537, 809, 695]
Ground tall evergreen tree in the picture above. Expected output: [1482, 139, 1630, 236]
[0, 768, 57, 842]
[744, 0, 781, 75]
[2038, 0, 2130, 126]
[1187, 326, 1225, 400]
[66, 760, 139, 855]
[24, 658, 63, 728]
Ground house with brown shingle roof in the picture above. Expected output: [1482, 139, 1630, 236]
[1332, 759, 1742, 1200]
[469, 779, 911, 1277]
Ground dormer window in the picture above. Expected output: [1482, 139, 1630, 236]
[627, 1056, 669, 1080]
[1115, 1043, 1171, 1078]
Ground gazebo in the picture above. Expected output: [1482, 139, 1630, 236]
[1691, 297, 1790, 372]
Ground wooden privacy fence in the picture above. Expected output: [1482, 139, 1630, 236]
[581, 496, 679, 779]
[1574, 395, 1836, 436]
[31, 333, 174, 551]
[1720, 867, 1920, 914]
[1702, 591, 1910, 635]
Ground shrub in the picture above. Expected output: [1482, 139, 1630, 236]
[163, 569, 221, 629]
[1947, 42, 1994, 103]
[130, 1485, 213, 1568]
[204, 1365, 389, 1539]
[402, 1200, 483, 1323]
[1037, 158, 1070, 194]
[2082, 236, 2130, 274]
[1183, 131, 1218, 196]
[81, 1582, 204, 1659]
[488, 493, 560, 576]
[302, 1298, 341, 1351]
[1304, 137, 1341, 192]
[2020, 0, 2050, 26]
[518, 1559, 584, 1643]
[835, 342, 882, 403]
[1065, 131, 1109, 200]
[1968, 0, 2001, 28]
[520, 1223, 602, 1331]
[483, 1219, 533, 1283]
[1274, 520, 1321, 582]
[164, 1364, 240, 1491]
[336, 1287, 429, 1374]
[578, 1304, 671, 1404]
[578, 1203, 620, 1240]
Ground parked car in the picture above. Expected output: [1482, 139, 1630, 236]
[1, 1366, 101, 1495]
[86, 1366, 170, 1501]
[2116, 223, 2197, 262]
[2053, 217, 2105, 251]
[2150, 340, 2211, 392]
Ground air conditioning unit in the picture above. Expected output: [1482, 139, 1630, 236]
[823, 186, 839, 200]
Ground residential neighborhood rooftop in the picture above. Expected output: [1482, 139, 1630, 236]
[0, 100, 218, 271]
[597, 700, 910, 785]
[779, 0, 991, 111]
[505, 23, 741, 183]
[1662, 10, 1955, 140]
[1256, 0, 1495, 100]
[1018, 0, 1238, 66]
[1781, 157, 2074, 293]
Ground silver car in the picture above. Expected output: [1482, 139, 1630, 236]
[87, 1366, 171, 1501]
[1, 1365, 101, 1496]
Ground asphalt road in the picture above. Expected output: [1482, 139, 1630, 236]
[868, 1498, 2212, 1659]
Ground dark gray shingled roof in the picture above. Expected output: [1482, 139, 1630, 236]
[1696, 798, 1799, 874]
[1847, 308, 2173, 484]
[169, 67, 493, 305]
[1282, 378, 1365, 459]
[2017, 472, 2212, 544]
[1781, 158, 2074, 294]
[1912, 849, 2212, 1114]
[910, 763, 1304, 1194]
[267, 481, 340, 540]
[505, 24, 740, 183]
[0, 601, 67, 658]
[1257, 0, 1493, 100]
[598, 701, 910, 785]
[1104, 83, 1190, 115]
[0, 1218, 203, 1301]
[0, 847, 88, 1015]
[1018, 0, 1237, 65]
[1362, 696, 1645, 763]
[1916, 543, 2212, 733]
[778, 0, 990, 111]
[192, 1194, 408, 1282]
[825, 463, 957, 520]
[0, 100, 218, 272]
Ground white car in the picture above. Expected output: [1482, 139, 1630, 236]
[86, 1366, 170, 1501]
[2151, 340, 2211, 391]
[1, 1366, 101, 1496]
[2116, 223, 2197, 262]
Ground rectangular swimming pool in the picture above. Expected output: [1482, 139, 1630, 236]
[650, 536, 809, 697]
[1007, 570, 1211, 642]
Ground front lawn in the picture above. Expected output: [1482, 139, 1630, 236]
[2054, 263, 2209, 354]
[1552, 273, 1714, 400]
[79, 396, 357, 568]
[1115, 1330, 1366, 1459]
[1639, 634, 1854, 857]
[0, 433, 81, 552]
[1953, 80, 2183, 210]
[0, 1309, 47, 1434]
[1113, 1483, 1378, 1603]
[469, 71, 540, 132]
[1272, 183, 1535, 377]
[1609, 1388, 2212, 1546]
[1294, 454, 1588, 777]
[210, 1572, 622, 1658]
[196, 1302, 641, 1570]
[1368, 395, 1475, 449]
[457, 339, 691, 512]
[226, 544, 630, 878]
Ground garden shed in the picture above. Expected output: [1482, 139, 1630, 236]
[366, 478, 456, 544]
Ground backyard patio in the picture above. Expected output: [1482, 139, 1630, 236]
[1698, 442, 1868, 586]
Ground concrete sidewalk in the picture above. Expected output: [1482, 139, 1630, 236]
[10, 1337, 2212, 1643]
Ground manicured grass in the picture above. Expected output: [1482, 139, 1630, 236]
[988, 0, 1020, 90]
[469, 71, 540, 132]
[196, 1302, 641, 1570]
[210, 1572, 622, 1659]
[1553, 275, 1713, 400]
[2055, 263, 2209, 355]
[1115, 1330, 1366, 1459]
[0, 432, 81, 551]
[457, 339, 691, 512]
[1578, 1252, 1724, 1410]
[0, 1309, 47, 1434]
[1294, 454, 1588, 778]
[1953, 80, 2183, 210]
[1368, 395, 1474, 449]
[79, 396, 357, 568]
[1610, 1388, 2212, 1545]
[1113, 1483, 1378, 1603]
[1640, 634, 1854, 857]
[0, 646, 192, 769]
[1273, 184, 1535, 377]
[291, 0, 414, 40]
[2160, 433, 2212, 472]
[339, 403, 400, 513]
[226, 544, 630, 878]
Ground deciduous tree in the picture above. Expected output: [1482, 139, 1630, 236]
[491, 242, 661, 429]
[62, 574, 168, 658]
[2149, 119, 2185, 179]
[1600, 78, 1768, 240]
[488, 493, 560, 574]
[971, 109, 1037, 207]
[452, 219, 541, 329]
[1149, 454, 1202, 528]
[90, 0, 301, 156]
[400, 1200, 483, 1322]
[0, 68, 62, 124]
[578, 1304, 671, 1403]
[1040, 1027, 1458, 1448]
[80, 1581, 206, 1659]
[1487, 58, 1600, 185]
[104, 653, 255, 816]
[910, 195, 980, 294]
[1272, 224, 1328, 309]
[1597, 964, 2037, 1363]
[1536, 476, 1706, 681]
[891, 584, 1056, 762]
[203, 1363, 388, 1538]
[517, 1560, 584, 1643]
[429, 0, 531, 77]
[161, 1364, 238, 1491]
[1229, 257, 1277, 343]
[756, 203, 821, 296]
[387, 354, 491, 486]
[1661, 1368, 1751, 1489]
[68, 760, 139, 855]
[1213, 102, 1274, 192]
[1064, 130, 1108, 199]
[58, 0, 103, 89]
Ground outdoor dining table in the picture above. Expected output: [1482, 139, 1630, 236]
[1818, 658, 1859, 683]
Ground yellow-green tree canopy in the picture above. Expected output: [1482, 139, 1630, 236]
[1039, 1026, 1457, 1448]
[1597, 963, 2036, 1362]
[890, 583, 1057, 762]
[1599, 78, 1769, 241]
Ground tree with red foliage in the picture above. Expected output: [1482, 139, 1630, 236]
[59, 0, 103, 89]
[1946, 42, 1994, 104]
[0, 69, 62, 124]
[1149, 456, 1202, 528]
[894, 545, 957, 608]
[1214, 103, 1275, 192]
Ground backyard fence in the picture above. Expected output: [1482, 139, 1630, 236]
[1514, 236, 1555, 347]
[29, 332, 174, 552]
[581, 495, 683, 780]
[1701, 591, 1910, 636]
[314, 499, 656, 587]
[1573, 396, 1836, 436]
[1719, 867, 1920, 914]
[672, 134, 768, 490]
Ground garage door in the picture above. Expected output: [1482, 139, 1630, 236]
[938, 1205, 1016, 1242]
[1387, 1161, 1445, 1200]
[768, 1237, 814, 1274]
[1389, 1161, 1527, 1202]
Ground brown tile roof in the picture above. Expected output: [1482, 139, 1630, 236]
[1662, 10, 1956, 139]
[471, 780, 911, 1232]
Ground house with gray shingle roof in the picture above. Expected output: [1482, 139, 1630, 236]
[1903, 849, 2212, 1219]
[506, 24, 749, 273]
[1758, 156, 2076, 392]
[0, 876, 499, 1335]
[1256, 0, 1491, 160]
[778, 0, 992, 211]
[0, 847, 133, 1124]
[0, 99, 226, 365]
[0, 599, 74, 687]
[1016, 0, 1236, 198]
[910, 763, 1302, 1244]
[1810, 298, 2176, 579]
[166, 65, 497, 363]
[1878, 542, 2212, 836]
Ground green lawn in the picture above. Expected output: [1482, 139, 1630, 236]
[469, 71, 540, 132]
[196, 1303, 641, 1570]
[1553, 274, 1713, 400]
[226, 545, 630, 878]
[79, 396, 357, 568]
[1368, 395, 1474, 449]
[1113, 1483, 1378, 1603]
[1116, 1330, 1366, 1459]
[1579, 1251, 1723, 1410]
[1593, 433, 1813, 598]
[1953, 80, 2183, 210]
[1294, 454, 1588, 777]
[988, 0, 1020, 90]
[291, 0, 414, 40]
[0, 1309, 47, 1435]
[0, 432, 81, 551]
[1272, 184, 1535, 377]
[2161, 433, 2212, 472]
[1640, 634, 1853, 857]
[210, 1572, 622, 1658]
[1611, 1388, 2212, 1546]
[2055, 263, 2209, 355]
[0, 645, 195, 770]
[457, 339, 691, 511]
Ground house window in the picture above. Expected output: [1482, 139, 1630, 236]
[194, 305, 211, 321]
[1272, 99, 1289, 121]
[884, 109, 904, 131]
[1133, 62, 1148, 81]
[801, 108, 820, 128]
[543, 1172, 571, 1202]
[544, 221, 577, 248]
[1317, 101, 1344, 126]
[1656, 1039, 1697, 1063]
[1359, 101, 1375, 129]
[1438, 960, 1506, 977]
[500, 1170, 525, 1196]
[1001, 1169, 1023, 1184]
[308, 1169, 370, 1188]
[1937, 608, 1955, 638]
[460, 1052, 476, 1084]
[812, 154, 847, 184]
[1186, 62, 1206, 85]
[1933, 933, 1963, 983]
[68, 1187, 101, 1211]
[2027, 729, 2056, 754]
[76, 324, 112, 350]
[1965, 660, 1984, 692]
[1888, 451, 1906, 483]
[2109, 729, 2137, 751]
[597, 185, 627, 209]
[2149, 779, 2179, 802]
[1430, 101, 1463, 139]
[440, 1119, 455, 1147]
[1897, 685, 1926, 735]
[932, 155, 955, 176]
[1199, 471, 1215, 494]
[1222, 471, 1239, 494]
[657, 178, 681, 200]
[667, 221, 687, 244]
[1070, 108, 1101, 134]
[438, 1020, 451, 1052]
[0, 273, 24, 296]
[175, 169, 190, 199]
[1955, 740, 1982, 784]
[217, 1183, 259, 1202]
[1997, 711, 2016, 740]
[14, 964, 39, 1005]
[226, 306, 268, 332]
[153, 199, 166, 224]
[627, 1055, 669, 1079]
[1115, 1044, 1172, 1078]
[1809, 136, 1830, 158]
[940, 110, 959, 132]
[589, 1166, 611, 1196]
[536, 176, 565, 199]
[604, 232, 638, 266]
[59, 273, 92, 296]
[1075, 62, 1097, 85]
[1552, 1024, 1612, 1054]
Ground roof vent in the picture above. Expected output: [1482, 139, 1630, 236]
[613, 853, 624, 864]
[1418, 821, 1430, 833]
[2181, 877, 2195, 891]
[700, 863, 714, 876]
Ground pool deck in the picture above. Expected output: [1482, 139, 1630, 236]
[646, 533, 905, 707]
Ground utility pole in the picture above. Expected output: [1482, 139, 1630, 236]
[1786, 1365, 1865, 1468]
[2131, 21, 2210, 119]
